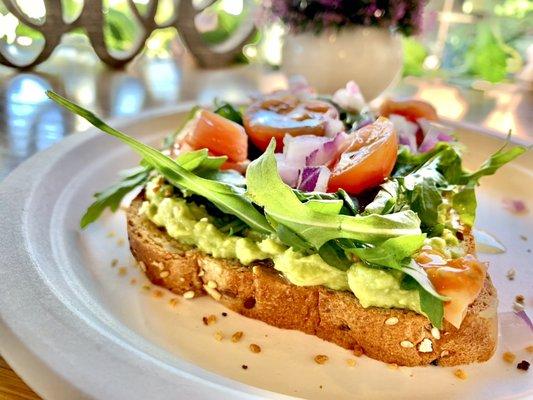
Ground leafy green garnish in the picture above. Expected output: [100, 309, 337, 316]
[401, 274, 444, 328]
[214, 101, 243, 125]
[80, 166, 150, 228]
[47, 91, 273, 234]
[246, 140, 422, 250]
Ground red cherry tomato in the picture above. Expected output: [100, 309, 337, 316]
[243, 93, 339, 152]
[328, 117, 398, 195]
[379, 98, 438, 122]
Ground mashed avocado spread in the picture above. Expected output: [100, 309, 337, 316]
[140, 178, 457, 315]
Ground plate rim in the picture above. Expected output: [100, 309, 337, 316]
[0, 104, 530, 400]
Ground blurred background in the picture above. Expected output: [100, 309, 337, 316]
[0, 0, 531, 179]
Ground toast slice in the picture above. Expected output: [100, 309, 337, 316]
[127, 196, 498, 366]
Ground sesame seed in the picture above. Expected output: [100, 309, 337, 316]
[231, 331, 244, 343]
[506, 268, 516, 280]
[454, 369, 467, 380]
[222, 312, 228, 317]
[118, 267, 127, 276]
[515, 294, 525, 304]
[183, 290, 195, 299]
[353, 344, 364, 357]
[241, 364, 248, 370]
[400, 340, 414, 348]
[169, 298, 179, 307]
[387, 363, 399, 370]
[503, 351, 516, 363]
[249, 344, 261, 353]
[385, 317, 399, 326]
[204, 285, 222, 301]
[418, 338, 433, 353]
[160, 271, 170, 278]
[198, 270, 205, 277]
[111, 259, 118, 267]
[314, 355, 328, 365]
[139, 261, 146, 272]
[202, 315, 217, 325]
[431, 327, 441, 340]
[207, 280, 217, 289]
[346, 359, 356, 367]
[440, 350, 450, 357]
[214, 331, 224, 341]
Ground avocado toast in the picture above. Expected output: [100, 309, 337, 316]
[47, 81, 525, 367]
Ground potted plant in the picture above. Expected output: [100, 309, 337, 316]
[261, 0, 426, 100]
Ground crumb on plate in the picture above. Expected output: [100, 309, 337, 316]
[503, 351, 516, 364]
[454, 369, 467, 380]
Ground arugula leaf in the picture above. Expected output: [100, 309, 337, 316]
[214, 101, 243, 125]
[409, 182, 442, 228]
[452, 185, 476, 226]
[293, 189, 358, 215]
[349, 234, 426, 270]
[318, 241, 353, 271]
[401, 275, 444, 328]
[80, 166, 150, 228]
[246, 140, 422, 250]
[305, 199, 344, 215]
[363, 180, 399, 215]
[460, 141, 526, 184]
[48, 91, 273, 234]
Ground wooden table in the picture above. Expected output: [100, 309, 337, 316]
[0, 41, 531, 399]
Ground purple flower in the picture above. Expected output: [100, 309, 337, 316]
[258, 0, 427, 36]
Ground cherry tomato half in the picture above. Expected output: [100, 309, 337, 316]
[243, 93, 339, 152]
[328, 117, 398, 195]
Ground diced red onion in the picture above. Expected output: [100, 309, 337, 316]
[502, 198, 529, 215]
[275, 153, 299, 187]
[306, 132, 351, 167]
[418, 118, 454, 153]
[283, 134, 330, 168]
[297, 166, 331, 192]
[389, 114, 418, 153]
[332, 81, 366, 112]
[288, 75, 316, 99]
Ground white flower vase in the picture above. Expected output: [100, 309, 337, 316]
[282, 27, 403, 101]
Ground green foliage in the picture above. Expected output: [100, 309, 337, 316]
[402, 37, 428, 77]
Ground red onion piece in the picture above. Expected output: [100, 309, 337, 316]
[283, 134, 330, 168]
[418, 118, 454, 153]
[388, 114, 418, 153]
[332, 81, 367, 112]
[297, 166, 331, 192]
[275, 154, 300, 187]
[306, 132, 350, 167]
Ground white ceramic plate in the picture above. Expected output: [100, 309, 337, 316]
[0, 106, 531, 400]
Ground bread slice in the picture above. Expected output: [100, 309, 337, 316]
[127, 196, 498, 366]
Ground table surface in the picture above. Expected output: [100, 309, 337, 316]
[0, 41, 531, 399]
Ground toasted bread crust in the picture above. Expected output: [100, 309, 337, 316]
[127, 197, 497, 366]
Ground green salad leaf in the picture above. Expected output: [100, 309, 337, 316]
[214, 101, 243, 125]
[80, 166, 150, 228]
[401, 274, 444, 328]
[48, 91, 273, 234]
[246, 140, 422, 250]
